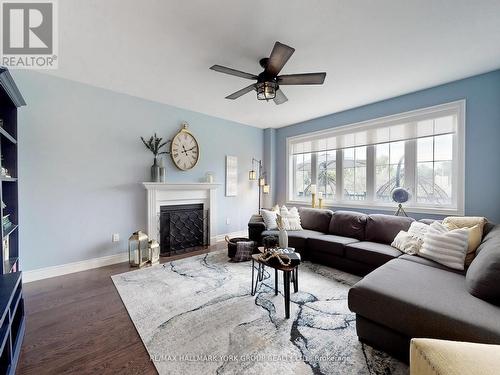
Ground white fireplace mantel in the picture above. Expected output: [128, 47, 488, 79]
[143, 182, 221, 245]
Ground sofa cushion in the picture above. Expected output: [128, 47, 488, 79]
[260, 229, 325, 251]
[308, 235, 359, 257]
[365, 214, 415, 244]
[399, 254, 465, 275]
[345, 241, 402, 267]
[348, 258, 500, 343]
[466, 224, 500, 305]
[328, 210, 368, 241]
[298, 207, 333, 233]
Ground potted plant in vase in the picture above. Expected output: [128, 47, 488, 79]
[141, 133, 171, 182]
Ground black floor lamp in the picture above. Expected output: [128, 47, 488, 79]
[249, 158, 270, 213]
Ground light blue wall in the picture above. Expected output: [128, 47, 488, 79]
[13, 71, 263, 271]
[11, 68, 500, 270]
[275, 69, 500, 222]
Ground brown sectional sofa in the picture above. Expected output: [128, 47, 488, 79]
[249, 208, 414, 275]
[248, 207, 500, 362]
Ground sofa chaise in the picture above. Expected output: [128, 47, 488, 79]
[248, 207, 500, 361]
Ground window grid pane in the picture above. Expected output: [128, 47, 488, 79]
[317, 150, 336, 200]
[375, 141, 405, 202]
[416, 132, 453, 205]
[344, 146, 366, 201]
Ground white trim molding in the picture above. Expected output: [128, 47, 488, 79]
[23, 230, 248, 283]
[143, 182, 221, 245]
[215, 230, 248, 242]
[22, 252, 129, 283]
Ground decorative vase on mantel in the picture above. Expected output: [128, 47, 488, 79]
[159, 158, 166, 182]
[151, 158, 160, 182]
[279, 228, 288, 249]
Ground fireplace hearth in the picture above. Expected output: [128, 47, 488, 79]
[159, 204, 209, 256]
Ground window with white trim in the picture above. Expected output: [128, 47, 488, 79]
[287, 101, 465, 214]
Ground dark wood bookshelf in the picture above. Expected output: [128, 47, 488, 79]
[0, 67, 25, 375]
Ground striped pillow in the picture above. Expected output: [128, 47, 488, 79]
[420, 222, 469, 270]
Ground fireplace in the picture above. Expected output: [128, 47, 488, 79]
[144, 182, 220, 249]
[159, 204, 209, 256]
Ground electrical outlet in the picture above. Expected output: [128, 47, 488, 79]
[112, 233, 120, 242]
[226, 218, 231, 225]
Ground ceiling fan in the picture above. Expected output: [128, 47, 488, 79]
[209, 41, 326, 105]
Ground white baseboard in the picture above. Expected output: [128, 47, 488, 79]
[22, 252, 130, 283]
[214, 230, 248, 243]
[22, 229, 249, 283]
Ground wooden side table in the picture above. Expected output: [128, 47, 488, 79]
[251, 253, 299, 318]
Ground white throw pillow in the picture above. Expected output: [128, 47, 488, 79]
[261, 209, 278, 230]
[419, 222, 469, 270]
[407, 221, 430, 240]
[279, 206, 303, 231]
[391, 231, 422, 255]
[443, 216, 487, 266]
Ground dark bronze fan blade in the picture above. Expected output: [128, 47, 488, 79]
[225, 84, 257, 100]
[273, 89, 288, 105]
[277, 72, 326, 85]
[265, 42, 295, 76]
[210, 65, 258, 80]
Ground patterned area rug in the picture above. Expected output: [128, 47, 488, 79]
[112, 250, 407, 375]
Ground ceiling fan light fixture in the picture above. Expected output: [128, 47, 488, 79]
[256, 81, 277, 101]
[210, 41, 326, 105]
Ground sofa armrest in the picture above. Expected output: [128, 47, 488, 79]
[248, 214, 266, 244]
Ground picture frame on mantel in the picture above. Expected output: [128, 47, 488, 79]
[225, 155, 238, 197]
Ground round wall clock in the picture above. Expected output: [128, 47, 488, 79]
[170, 123, 199, 171]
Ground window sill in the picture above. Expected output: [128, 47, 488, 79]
[285, 200, 464, 217]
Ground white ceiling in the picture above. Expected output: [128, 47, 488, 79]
[47, 0, 500, 128]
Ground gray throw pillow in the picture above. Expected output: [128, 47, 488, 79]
[465, 224, 500, 305]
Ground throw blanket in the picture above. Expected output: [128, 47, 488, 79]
[233, 241, 254, 262]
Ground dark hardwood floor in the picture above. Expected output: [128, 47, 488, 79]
[17, 244, 224, 375]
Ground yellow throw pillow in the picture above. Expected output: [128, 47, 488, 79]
[443, 216, 486, 266]
[443, 216, 486, 231]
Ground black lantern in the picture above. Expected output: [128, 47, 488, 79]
[256, 81, 277, 101]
